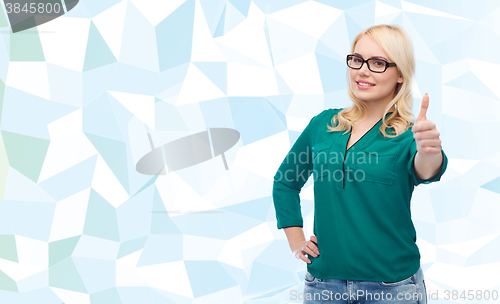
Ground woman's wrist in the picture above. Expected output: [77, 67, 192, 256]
[283, 226, 306, 250]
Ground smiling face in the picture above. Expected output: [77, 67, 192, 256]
[349, 35, 403, 106]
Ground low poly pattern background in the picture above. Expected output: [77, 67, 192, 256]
[0, 0, 499, 303]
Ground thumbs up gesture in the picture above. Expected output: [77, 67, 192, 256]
[412, 94, 442, 156]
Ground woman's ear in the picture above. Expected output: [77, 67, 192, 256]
[397, 73, 403, 84]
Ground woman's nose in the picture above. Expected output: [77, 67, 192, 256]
[358, 63, 370, 76]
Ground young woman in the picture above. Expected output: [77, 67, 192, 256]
[272, 24, 447, 304]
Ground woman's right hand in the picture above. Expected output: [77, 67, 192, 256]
[291, 235, 319, 264]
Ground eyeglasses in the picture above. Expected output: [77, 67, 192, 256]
[346, 54, 397, 73]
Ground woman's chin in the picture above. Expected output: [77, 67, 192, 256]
[354, 92, 375, 102]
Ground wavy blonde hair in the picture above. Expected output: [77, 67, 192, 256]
[327, 24, 415, 137]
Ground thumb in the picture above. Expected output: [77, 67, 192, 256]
[416, 93, 429, 122]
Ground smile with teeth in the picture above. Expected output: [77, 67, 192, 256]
[357, 81, 375, 87]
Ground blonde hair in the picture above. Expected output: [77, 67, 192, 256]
[327, 24, 415, 137]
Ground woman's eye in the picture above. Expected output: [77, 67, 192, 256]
[354, 58, 363, 63]
[373, 60, 384, 66]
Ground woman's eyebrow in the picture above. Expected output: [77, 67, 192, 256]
[353, 53, 389, 61]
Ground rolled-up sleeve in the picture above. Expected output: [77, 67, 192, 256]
[272, 115, 317, 229]
[407, 136, 448, 186]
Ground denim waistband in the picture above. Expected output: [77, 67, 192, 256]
[412, 265, 424, 282]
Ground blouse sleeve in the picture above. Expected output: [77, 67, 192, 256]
[272, 114, 319, 229]
[407, 136, 448, 186]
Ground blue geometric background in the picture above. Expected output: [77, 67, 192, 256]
[0, 0, 499, 303]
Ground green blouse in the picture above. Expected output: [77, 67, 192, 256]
[272, 108, 448, 282]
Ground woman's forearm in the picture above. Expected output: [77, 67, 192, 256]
[414, 150, 443, 180]
[283, 226, 306, 250]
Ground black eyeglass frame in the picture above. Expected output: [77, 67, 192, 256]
[346, 54, 397, 73]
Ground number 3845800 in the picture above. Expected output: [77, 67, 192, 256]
[443, 289, 498, 301]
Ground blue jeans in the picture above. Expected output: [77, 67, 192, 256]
[303, 266, 427, 304]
